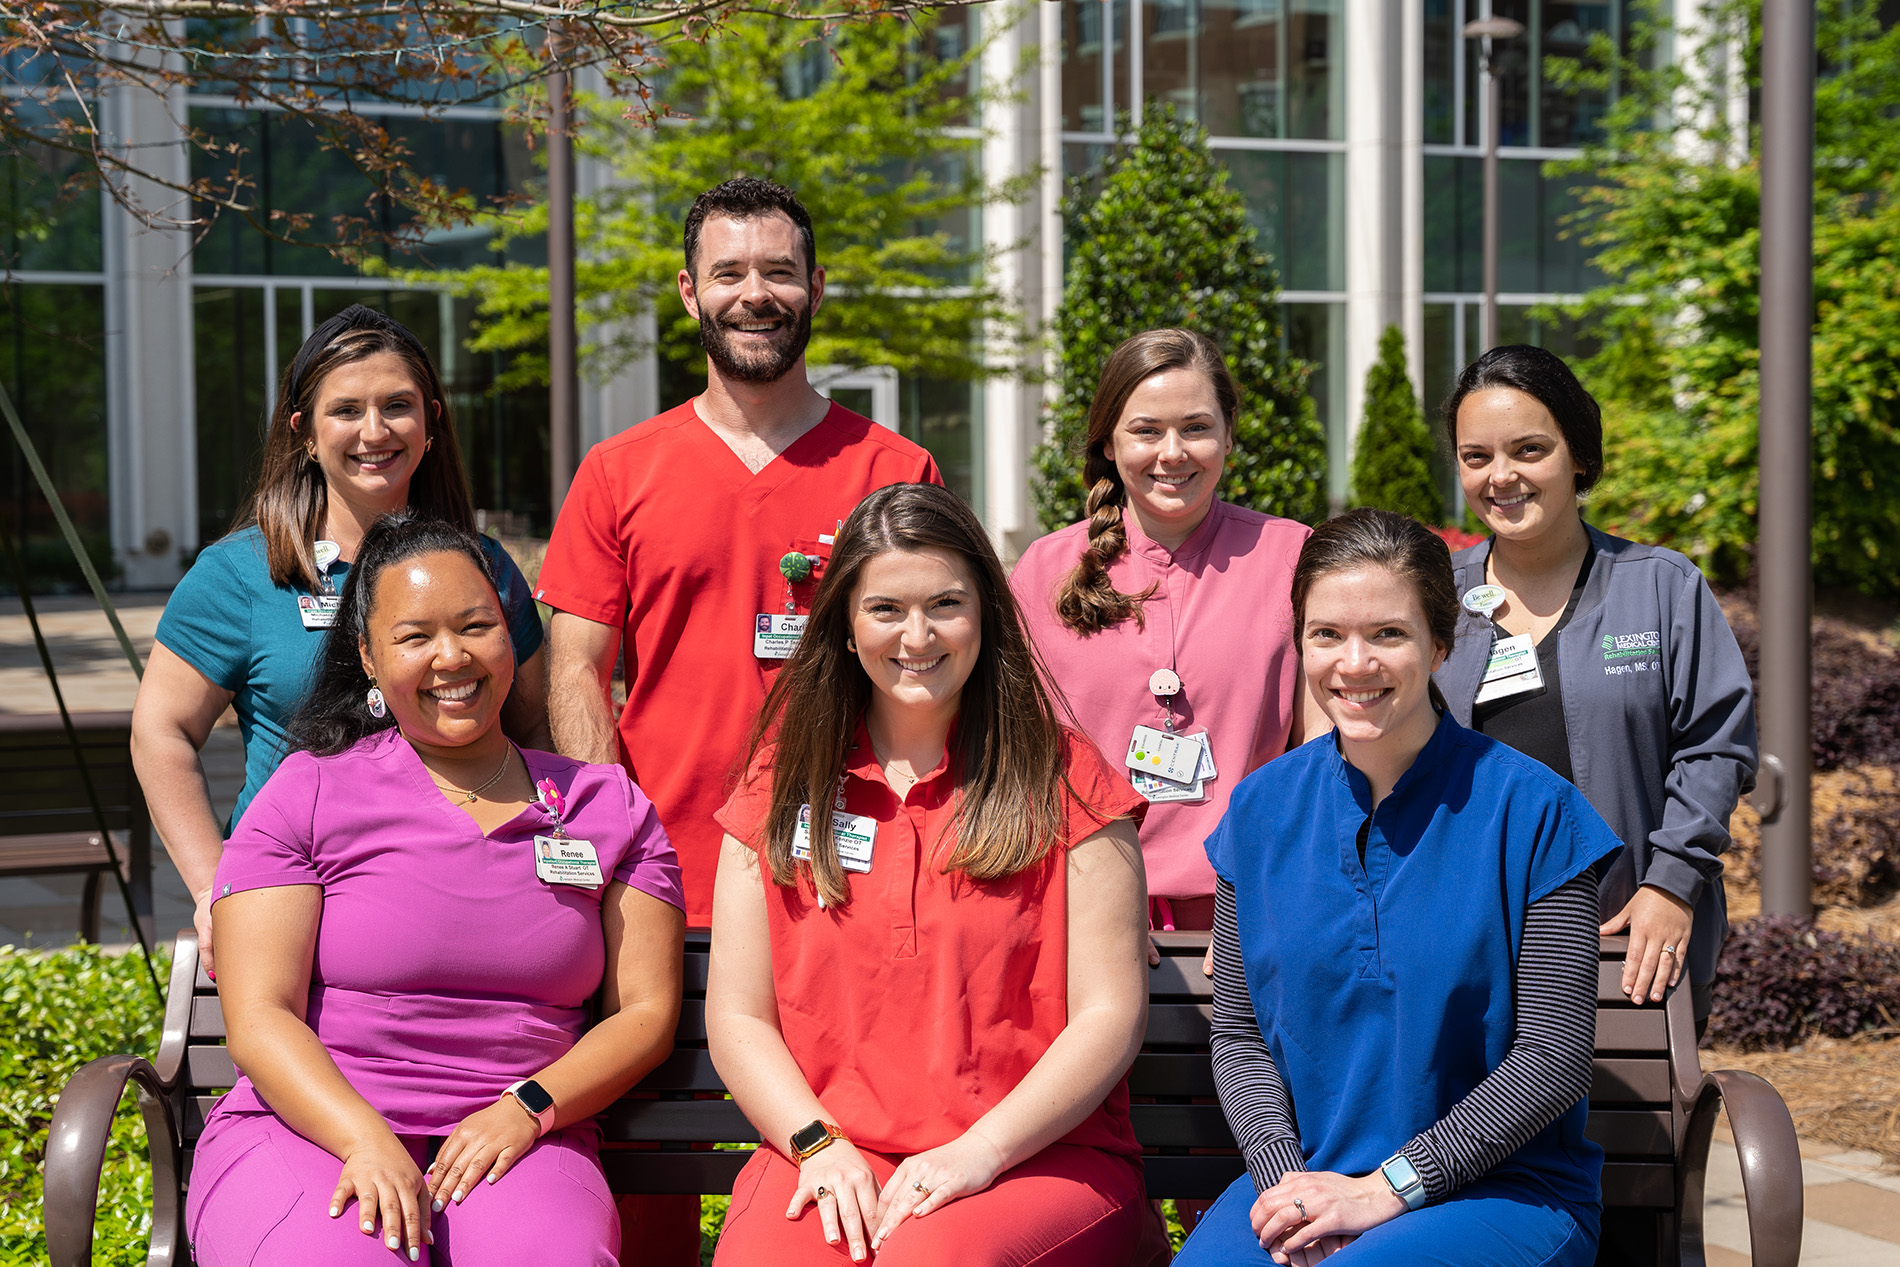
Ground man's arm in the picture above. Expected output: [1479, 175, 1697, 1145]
[548, 611, 625, 767]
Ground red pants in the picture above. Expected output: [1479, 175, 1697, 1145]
[714, 1143, 1163, 1266]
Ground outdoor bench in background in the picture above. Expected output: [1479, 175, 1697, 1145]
[0, 710, 151, 945]
[45, 930, 1803, 1266]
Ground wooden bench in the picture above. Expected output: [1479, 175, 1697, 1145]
[0, 711, 151, 944]
[44, 930, 1803, 1266]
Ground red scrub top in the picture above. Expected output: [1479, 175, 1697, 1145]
[715, 723, 1147, 1161]
[535, 401, 939, 924]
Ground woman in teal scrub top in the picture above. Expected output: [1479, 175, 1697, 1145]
[130, 305, 548, 972]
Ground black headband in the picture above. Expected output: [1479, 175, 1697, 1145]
[286, 303, 434, 411]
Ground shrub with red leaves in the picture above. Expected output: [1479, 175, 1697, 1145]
[1705, 915, 1900, 1051]
[1431, 526, 1485, 552]
[1724, 601, 1900, 770]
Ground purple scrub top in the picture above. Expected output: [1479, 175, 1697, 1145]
[208, 729, 684, 1136]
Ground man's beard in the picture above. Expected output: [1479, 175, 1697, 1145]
[699, 301, 814, 384]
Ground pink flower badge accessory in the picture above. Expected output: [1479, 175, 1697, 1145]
[536, 778, 569, 838]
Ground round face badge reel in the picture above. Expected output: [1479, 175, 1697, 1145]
[1462, 584, 1507, 618]
[1149, 668, 1182, 697]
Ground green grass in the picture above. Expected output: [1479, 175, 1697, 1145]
[0, 943, 167, 1267]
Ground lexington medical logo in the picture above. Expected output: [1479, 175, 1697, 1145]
[1601, 631, 1662, 676]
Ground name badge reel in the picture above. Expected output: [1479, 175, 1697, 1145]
[755, 548, 820, 659]
[533, 778, 604, 888]
[299, 540, 343, 629]
[1126, 669, 1214, 804]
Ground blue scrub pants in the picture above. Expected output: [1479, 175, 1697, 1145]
[1174, 1173, 1596, 1267]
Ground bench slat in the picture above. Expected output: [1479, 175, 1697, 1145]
[1129, 1103, 1239, 1150]
[599, 1150, 752, 1195]
[1593, 1008, 1669, 1052]
[599, 1099, 759, 1143]
[1129, 1052, 1220, 1099]
[1590, 1058, 1673, 1106]
[1144, 1003, 1212, 1047]
[632, 1048, 724, 1094]
[1601, 1162, 1676, 1208]
[1140, 1155, 1246, 1201]
[1586, 1110, 1675, 1157]
[0, 832, 112, 873]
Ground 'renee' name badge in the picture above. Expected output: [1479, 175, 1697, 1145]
[535, 834, 604, 888]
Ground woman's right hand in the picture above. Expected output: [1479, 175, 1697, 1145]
[193, 886, 216, 977]
[787, 1140, 881, 1262]
[329, 1133, 432, 1260]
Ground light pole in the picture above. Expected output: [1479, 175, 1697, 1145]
[546, 27, 579, 524]
[1464, 13, 1524, 354]
[1757, 0, 1815, 918]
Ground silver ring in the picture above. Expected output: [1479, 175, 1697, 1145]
[1293, 1197, 1307, 1219]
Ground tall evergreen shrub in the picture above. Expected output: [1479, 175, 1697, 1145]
[1350, 325, 1443, 523]
[1031, 109, 1325, 532]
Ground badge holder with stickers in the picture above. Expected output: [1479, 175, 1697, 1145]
[297, 540, 344, 629]
[533, 778, 605, 889]
[790, 774, 877, 907]
[1125, 668, 1218, 804]
[754, 524, 840, 660]
[1463, 583, 1546, 705]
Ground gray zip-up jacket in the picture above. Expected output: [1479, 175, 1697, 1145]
[1435, 525, 1758, 990]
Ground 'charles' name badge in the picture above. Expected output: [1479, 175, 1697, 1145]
[753, 613, 809, 659]
[298, 593, 341, 629]
[534, 834, 604, 888]
[1474, 632, 1545, 705]
[791, 804, 876, 873]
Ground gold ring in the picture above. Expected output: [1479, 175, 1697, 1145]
[913, 1181, 928, 1193]
[816, 1186, 828, 1198]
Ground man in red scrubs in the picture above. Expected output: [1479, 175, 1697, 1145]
[537, 177, 939, 1258]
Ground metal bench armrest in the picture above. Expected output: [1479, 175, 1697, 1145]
[45, 1053, 183, 1267]
[1677, 1069, 1803, 1267]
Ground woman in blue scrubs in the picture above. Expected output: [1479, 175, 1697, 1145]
[1175, 509, 1620, 1267]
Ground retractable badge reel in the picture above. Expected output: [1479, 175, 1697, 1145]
[298, 540, 344, 629]
[754, 550, 815, 659]
[1126, 668, 1211, 800]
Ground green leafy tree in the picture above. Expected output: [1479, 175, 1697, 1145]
[425, 8, 1027, 392]
[1549, 0, 1900, 595]
[1350, 325, 1442, 523]
[1031, 109, 1325, 531]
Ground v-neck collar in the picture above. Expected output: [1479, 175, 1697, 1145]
[1328, 709, 1457, 814]
[383, 729, 543, 841]
[683, 398, 838, 499]
[1124, 498, 1226, 568]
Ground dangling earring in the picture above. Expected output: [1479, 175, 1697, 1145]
[366, 679, 387, 719]
[305, 444, 318, 463]
[424, 437, 433, 452]
[846, 638, 858, 653]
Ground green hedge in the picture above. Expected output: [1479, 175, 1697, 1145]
[0, 944, 166, 1267]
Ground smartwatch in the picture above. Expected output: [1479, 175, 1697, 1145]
[789, 1119, 846, 1161]
[504, 1079, 556, 1138]
[1379, 1152, 1427, 1212]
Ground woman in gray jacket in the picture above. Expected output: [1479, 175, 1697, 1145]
[1433, 345, 1756, 1034]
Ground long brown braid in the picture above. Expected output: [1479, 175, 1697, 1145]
[1051, 329, 1237, 636]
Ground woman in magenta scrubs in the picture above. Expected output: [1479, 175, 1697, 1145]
[185, 512, 685, 1267]
[1012, 329, 1325, 942]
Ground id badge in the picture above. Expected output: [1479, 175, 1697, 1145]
[1474, 632, 1544, 705]
[1126, 725, 1201, 784]
[298, 593, 341, 629]
[534, 835, 605, 888]
[1131, 731, 1215, 804]
[754, 613, 809, 659]
[791, 804, 876, 873]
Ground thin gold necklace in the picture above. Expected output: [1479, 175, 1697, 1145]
[424, 744, 515, 804]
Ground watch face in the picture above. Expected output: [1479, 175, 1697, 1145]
[513, 1080, 555, 1115]
[1382, 1156, 1420, 1191]
[790, 1121, 829, 1154]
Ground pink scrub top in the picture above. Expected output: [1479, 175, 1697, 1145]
[207, 729, 684, 1136]
[1010, 499, 1309, 899]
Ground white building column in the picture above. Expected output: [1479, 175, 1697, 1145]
[102, 71, 196, 589]
[1341, 0, 1409, 503]
[1401, 0, 1425, 400]
[979, 2, 1047, 559]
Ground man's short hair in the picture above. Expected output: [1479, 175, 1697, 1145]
[683, 177, 818, 281]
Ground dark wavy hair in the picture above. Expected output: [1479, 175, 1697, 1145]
[1441, 344, 1604, 494]
[1290, 508, 1458, 712]
[683, 176, 818, 281]
[745, 483, 1084, 908]
[288, 510, 500, 757]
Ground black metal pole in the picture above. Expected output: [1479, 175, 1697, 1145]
[1482, 38, 1499, 353]
[1757, 0, 1815, 918]
[547, 43, 579, 523]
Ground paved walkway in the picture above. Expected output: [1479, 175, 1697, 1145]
[6, 597, 1900, 1262]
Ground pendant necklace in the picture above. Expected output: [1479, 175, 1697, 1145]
[426, 745, 515, 804]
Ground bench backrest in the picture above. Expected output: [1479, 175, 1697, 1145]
[161, 931, 1694, 1203]
[0, 711, 144, 837]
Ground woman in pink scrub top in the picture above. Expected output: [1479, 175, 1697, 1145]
[186, 512, 685, 1267]
[1012, 329, 1325, 941]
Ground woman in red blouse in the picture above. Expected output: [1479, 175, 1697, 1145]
[706, 482, 1162, 1266]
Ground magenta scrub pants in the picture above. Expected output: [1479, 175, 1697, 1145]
[185, 1113, 619, 1267]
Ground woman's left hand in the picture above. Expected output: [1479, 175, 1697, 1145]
[1600, 884, 1693, 1005]
[425, 1097, 542, 1209]
[1251, 1171, 1403, 1264]
[869, 1131, 1008, 1251]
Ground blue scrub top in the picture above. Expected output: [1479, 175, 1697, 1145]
[1205, 711, 1619, 1221]
[156, 525, 545, 832]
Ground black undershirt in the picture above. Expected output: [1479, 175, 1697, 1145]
[1471, 549, 1594, 785]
